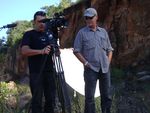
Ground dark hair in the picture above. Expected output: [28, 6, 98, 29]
[33, 11, 46, 21]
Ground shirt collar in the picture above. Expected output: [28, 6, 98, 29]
[86, 26, 101, 32]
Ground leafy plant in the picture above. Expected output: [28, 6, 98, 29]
[0, 81, 18, 113]
[0, 81, 31, 113]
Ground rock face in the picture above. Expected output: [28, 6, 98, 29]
[113, 76, 150, 113]
[60, 0, 150, 67]
[3, 0, 150, 77]
[1, 0, 150, 113]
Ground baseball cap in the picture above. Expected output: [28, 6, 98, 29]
[84, 8, 97, 17]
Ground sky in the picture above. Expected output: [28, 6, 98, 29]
[0, 0, 75, 38]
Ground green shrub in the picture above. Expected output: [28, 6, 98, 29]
[0, 81, 30, 113]
[111, 67, 125, 84]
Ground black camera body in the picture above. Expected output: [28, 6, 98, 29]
[45, 12, 68, 31]
[40, 12, 68, 53]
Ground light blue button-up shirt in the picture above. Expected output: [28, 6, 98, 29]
[73, 26, 114, 73]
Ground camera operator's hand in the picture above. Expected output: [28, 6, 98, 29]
[41, 45, 51, 55]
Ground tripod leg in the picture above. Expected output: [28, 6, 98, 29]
[52, 54, 71, 113]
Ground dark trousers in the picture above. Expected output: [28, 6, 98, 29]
[30, 71, 56, 113]
[84, 68, 112, 113]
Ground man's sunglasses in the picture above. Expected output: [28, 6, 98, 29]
[85, 16, 95, 20]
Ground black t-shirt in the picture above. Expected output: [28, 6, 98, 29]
[21, 30, 53, 73]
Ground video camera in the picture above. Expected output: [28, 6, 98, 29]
[47, 12, 68, 30]
[39, 12, 68, 29]
[40, 12, 68, 48]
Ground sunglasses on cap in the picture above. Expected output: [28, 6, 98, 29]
[85, 16, 95, 20]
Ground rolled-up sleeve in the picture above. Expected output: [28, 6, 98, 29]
[105, 30, 114, 52]
[73, 30, 83, 53]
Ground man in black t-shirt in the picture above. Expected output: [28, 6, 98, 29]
[21, 11, 56, 113]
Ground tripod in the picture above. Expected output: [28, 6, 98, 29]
[52, 47, 71, 113]
[26, 46, 71, 113]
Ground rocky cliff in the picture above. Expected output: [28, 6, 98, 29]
[60, 0, 150, 68]
[1, 0, 150, 113]
[3, 0, 149, 77]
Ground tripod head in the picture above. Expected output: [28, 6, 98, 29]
[50, 44, 61, 56]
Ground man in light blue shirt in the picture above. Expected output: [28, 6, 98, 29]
[73, 7, 113, 113]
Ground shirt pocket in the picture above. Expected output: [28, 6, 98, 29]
[83, 38, 95, 50]
[82, 38, 96, 61]
[99, 36, 108, 51]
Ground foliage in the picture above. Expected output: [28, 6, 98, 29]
[59, 0, 72, 8]
[71, 92, 102, 113]
[95, 96, 101, 113]
[0, 81, 31, 113]
[6, 21, 32, 47]
[42, 0, 72, 18]
[72, 91, 84, 113]
[111, 67, 125, 84]
[0, 53, 6, 63]
[0, 81, 18, 113]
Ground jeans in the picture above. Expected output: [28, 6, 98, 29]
[30, 71, 56, 113]
[84, 67, 112, 113]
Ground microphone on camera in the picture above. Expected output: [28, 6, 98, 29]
[2, 23, 17, 28]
